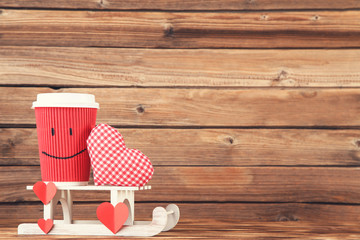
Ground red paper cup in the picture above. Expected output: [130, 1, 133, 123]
[33, 93, 99, 186]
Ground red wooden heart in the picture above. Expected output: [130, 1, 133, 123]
[33, 181, 57, 205]
[37, 218, 53, 234]
[97, 202, 129, 234]
[87, 124, 154, 186]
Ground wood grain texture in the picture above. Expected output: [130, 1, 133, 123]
[1, 0, 360, 10]
[3, 202, 360, 227]
[2, 47, 360, 87]
[3, 220, 360, 239]
[2, 166, 360, 203]
[2, 87, 360, 127]
[1, 10, 360, 48]
[2, 128, 360, 166]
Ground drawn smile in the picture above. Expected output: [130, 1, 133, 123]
[42, 148, 87, 159]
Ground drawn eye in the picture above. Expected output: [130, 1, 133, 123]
[51, 128, 55, 136]
[70, 128, 73, 136]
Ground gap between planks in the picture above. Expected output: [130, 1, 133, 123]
[4, 125, 360, 129]
[4, 85, 360, 89]
[2, 8, 360, 12]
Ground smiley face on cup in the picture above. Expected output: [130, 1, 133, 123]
[32, 93, 99, 186]
[41, 125, 87, 160]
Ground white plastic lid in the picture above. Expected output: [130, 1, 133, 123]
[32, 93, 99, 109]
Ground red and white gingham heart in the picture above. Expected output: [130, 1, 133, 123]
[87, 124, 154, 187]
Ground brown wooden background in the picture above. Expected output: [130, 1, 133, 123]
[1, 0, 360, 228]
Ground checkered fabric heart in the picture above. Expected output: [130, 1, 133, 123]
[87, 124, 154, 187]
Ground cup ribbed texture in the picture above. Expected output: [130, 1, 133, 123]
[35, 107, 97, 182]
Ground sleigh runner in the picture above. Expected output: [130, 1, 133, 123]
[18, 185, 180, 236]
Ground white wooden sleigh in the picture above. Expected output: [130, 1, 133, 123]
[18, 185, 180, 236]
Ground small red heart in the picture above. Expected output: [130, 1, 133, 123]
[97, 202, 129, 234]
[37, 218, 53, 234]
[33, 181, 57, 205]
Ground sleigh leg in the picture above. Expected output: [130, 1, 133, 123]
[59, 190, 72, 224]
[43, 191, 61, 220]
[110, 190, 134, 225]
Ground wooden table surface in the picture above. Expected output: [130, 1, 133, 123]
[2, 219, 360, 239]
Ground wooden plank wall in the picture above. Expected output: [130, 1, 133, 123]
[1, 1, 360, 226]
